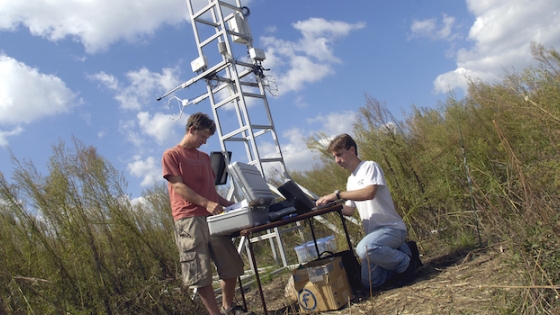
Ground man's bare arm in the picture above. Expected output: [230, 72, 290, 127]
[341, 205, 356, 216]
[317, 185, 378, 205]
[339, 185, 378, 202]
[217, 194, 234, 207]
[166, 175, 223, 215]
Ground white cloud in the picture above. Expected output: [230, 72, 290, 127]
[433, 0, 560, 94]
[294, 96, 309, 109]
[272, 111, 356, 173]
[0, 0, 188, 53]
[0, 126, 24, 147]
[137, 111, 182, 145]
[97, 128, 107, 139]
[118, 119, 144, 147]
[278, 56, 333, 93]
[307, 111, 356, 137]
[91, 67, 186, 148]
[90, 67, 181, 110]
[127, 155, 161, 187]
[90, 71, 119, 90]
[0, 53, 78, 144]
[293, 18, 365, 62]
[410, 14, 458, 41]
[280, 127, 319, 173]
[261, 18, 365, 94]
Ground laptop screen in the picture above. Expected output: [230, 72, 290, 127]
[210, 151, 231, 186]
[277, 180, 316, 214]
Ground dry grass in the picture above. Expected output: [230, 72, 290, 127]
[241, 244, 546, 315]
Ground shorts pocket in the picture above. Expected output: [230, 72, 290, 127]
[179, 250, 202, 285]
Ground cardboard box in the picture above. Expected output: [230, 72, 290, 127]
[292, 256, 353, 313]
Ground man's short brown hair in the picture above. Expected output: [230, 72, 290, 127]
[327, 133, 358, 156]
[186, 112, 216, 135]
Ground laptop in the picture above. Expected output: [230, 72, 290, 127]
[313, 198, 345, 211]
[276, 180, 316, 215]
[276, 180, 345, 212]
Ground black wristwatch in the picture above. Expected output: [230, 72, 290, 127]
[334, 190, 341, 199]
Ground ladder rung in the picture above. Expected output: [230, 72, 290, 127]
[239, 81, 259, 87]
[242, 92, 265, 99]
[259, 157, 284, 164]
[253, 129, 271, 138]
[191, 1, 216, 20]
[251, 124, 273, 130]
[237, 69, 254, 79]
[199, 31, 223, 48]
[222, 126, 249, 139]
[193, 17, 219, 28]
[217, 1, 244, 13]
[234, 60, 254, 68]
[214, 94, 239, 108]
[222, 137, 247, 142]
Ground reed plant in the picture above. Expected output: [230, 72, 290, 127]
[0, 138, 193, 314]
[1, 42, 560, 314]
[303, 42, 560, 313]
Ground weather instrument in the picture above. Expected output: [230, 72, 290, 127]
[157, 0, 284, 181]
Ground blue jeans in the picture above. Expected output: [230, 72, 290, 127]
[356, 226, 410, 289]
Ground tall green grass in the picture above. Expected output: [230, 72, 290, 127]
[1, 43, 560, 314]
[0, 138, 191, 314]
[301, 42, 560, 313]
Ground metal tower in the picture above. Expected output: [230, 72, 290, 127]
[159, 0, 289, 183]
[157, 0, 303, 278]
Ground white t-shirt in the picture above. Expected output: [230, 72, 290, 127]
[346, 160, 407, 235]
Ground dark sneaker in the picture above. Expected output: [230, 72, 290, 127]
[394, 256, 417, 287]
[393, 241, 422, 287]
[406, 240, 423, 267]
[222, 305, 255, 315]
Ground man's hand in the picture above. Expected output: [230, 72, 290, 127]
[206, 200, 224, 215]
[316, 193, 337, 206]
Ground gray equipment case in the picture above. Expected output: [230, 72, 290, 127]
[228, 161, 275, 207]
[207, 162, 273, 236]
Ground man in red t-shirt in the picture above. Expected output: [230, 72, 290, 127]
[162, 112, 252, 315]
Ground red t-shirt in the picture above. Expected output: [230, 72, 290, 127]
[162, 145, 219, 220]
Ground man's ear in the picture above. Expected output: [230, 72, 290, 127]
[187, 126, 196, 135]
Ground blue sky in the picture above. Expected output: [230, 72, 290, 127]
[1, 0, 559, 200]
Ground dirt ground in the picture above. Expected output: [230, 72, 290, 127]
[240, 245, 531, 315]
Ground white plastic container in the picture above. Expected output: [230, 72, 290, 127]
[294, 235, 337, 264]
[207, 207, 269, 236]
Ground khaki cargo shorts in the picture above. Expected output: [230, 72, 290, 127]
[174, 216, 244, 288]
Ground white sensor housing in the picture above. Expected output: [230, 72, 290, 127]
[191, 55, 208, 72]
[228, 13, 249, 44]
[249, 48, 266, 61]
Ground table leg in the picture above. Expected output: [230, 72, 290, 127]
[307, 218, 320, 257]
[238, 276, 246, 310]
[338, 210, 354, 252]
[247, 239, 268, 315]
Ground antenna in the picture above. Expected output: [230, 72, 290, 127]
[165, 94, 209, 121]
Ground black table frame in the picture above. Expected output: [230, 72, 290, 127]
[237, 205, 353, 315]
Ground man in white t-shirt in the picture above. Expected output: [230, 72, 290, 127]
[316, 134, 421, 289]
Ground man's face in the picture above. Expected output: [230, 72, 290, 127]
[191, 128, 212, 148]
[332, 147, 354, 170]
